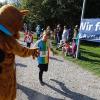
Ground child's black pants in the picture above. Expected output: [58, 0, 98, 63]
[38, 64, 48, 82]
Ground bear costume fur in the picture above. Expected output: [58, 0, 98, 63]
[0, 4, 38, 100]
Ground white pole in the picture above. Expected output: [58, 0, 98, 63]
[76, 0, 86, 58]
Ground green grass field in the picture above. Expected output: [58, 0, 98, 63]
[79, 43, 100, 76]
[63, 42, 100, 77]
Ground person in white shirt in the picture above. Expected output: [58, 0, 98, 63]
[62, 26, 69, 42]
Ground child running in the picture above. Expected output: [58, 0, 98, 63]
[34, 30, 57, 86]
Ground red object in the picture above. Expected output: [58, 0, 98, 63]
[24, 32, 33, 43]
[65, 43, 70, 48]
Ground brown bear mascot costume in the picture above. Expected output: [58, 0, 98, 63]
[0, 4, 39, 100]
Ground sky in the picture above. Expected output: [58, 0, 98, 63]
[0, 0, 6, 3]
[0, 0, 17, 3]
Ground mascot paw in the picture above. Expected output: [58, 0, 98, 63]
[32, 48, 39, 59]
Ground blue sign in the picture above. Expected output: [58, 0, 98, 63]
[79, 19, 100, 41]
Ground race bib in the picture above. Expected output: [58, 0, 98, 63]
[40, 51, 48, 57]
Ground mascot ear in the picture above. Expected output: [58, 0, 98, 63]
[20, 10, 29, 16]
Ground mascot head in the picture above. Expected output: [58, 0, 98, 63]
[0, 4, 28, 39]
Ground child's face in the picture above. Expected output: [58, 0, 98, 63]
[42, 34, 48, 41]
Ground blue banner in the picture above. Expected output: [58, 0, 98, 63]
[79, 19, 100, 41]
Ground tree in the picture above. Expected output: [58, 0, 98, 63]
[19, 0, 83, 30]
[41, 0, 83, 27]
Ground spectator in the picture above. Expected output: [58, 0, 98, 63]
[56, 24, 63, 45]
[36, 25, 42, 40]
[73, 25, 79, 39]
[62, 26, 69, 43]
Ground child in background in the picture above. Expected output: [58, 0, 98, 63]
[34, 31, 57, 86]
[62, 39, 77, 57]
[62, 41, 71, 56]
[24, 30, 33, 48]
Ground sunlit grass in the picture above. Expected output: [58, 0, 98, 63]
[63, 42, 100, 77]
[52, 40, 100, 77]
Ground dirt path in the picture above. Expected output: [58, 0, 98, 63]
[16, 53, 100, 100]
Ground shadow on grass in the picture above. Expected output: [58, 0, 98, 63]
[81, 50, 100, 58]
[80, 56, 100, 65]
[46, 79, 96, 100]
[81, 40, 100, 47]
[17, 83, 64, 100]
[80, 48, 86, 51]
[15, 63, 27, 67]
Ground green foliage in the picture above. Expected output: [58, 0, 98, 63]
[41, 0, 82, 26]
[0, 1, 8, 7]
[0, 3, 3, 7]
[18, 0, 83, 29]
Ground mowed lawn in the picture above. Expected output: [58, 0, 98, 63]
[80, 43, 100, 76]
[64, 42, 100, 77]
